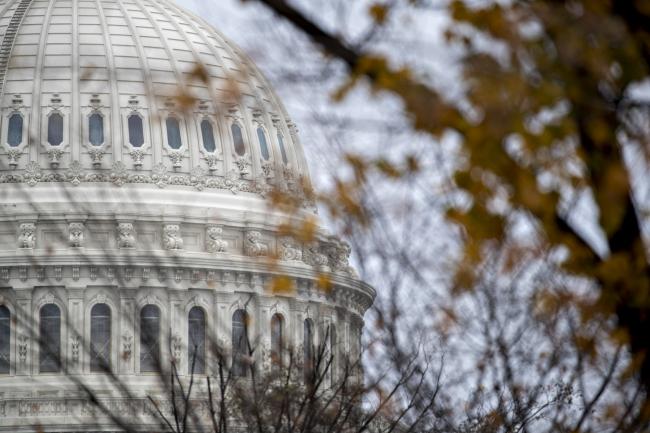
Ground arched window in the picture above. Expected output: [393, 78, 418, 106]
[7, 113, 23, 147]
[39, 304, 61, 373]
[231, 123, 245, 156]
[188, 307, 206, 375]
[201, 119, 216, 153]
[88, 112, 104, 146]
[90, 303, 111, 372]
[166, 117, 182, 149]
[232, 309, 248, 377]
[0, 306, 9, 374]
[270, 313, 283, 368]
[277, 133, 288, 165]
[140, 304, 160, 372]
[257, 127, 270, 160]
[127, 114, 144, 147]
[304, 319, 314, 384]
[47, 112, 64, 146]
[330, 324, 337, 386]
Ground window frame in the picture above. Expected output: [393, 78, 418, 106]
[230, 121, 247, 158]
[89, 303, 112, 373]
[40, 105, 70, 156]
[270, 313, 284, 369]
[139, 304, 162, 374]
[0, 305, 10, 375]
[231, 309, 249, 377]
[38, 303, 62, 374]
[120, 106, 152, 167]
[187, 306, 206, 375]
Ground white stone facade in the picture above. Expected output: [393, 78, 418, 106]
[0, 0, 374, 431]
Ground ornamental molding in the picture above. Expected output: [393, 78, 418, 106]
[0, 264, 372, 316]
[0, 160, 314, 207]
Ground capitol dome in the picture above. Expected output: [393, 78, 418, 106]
[0, 0, 375, 431]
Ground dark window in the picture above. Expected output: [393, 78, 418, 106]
[277, 133, 288, 164]
[231, 123, 245, 156]
[188, 307, 206, 375]
[47, 112, 64, 146]
[128, 114, 144, 147]
[90, 303, 111, 372]
[257, 127, 270, 160]
[0, 306, 9, 374]
[304, 319, 314, 384]
[7, 113, 23, 147]
[201, 119, 216, 152]
[232, 309, 248, 377]
[140, 304, 160, 372]
[39, 304, 61, 373]
[271, 314, 283, 368]
[166, 117, 182, 149]
[89, 113, 104, 146]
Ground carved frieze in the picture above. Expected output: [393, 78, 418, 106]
[68, 222, 84, 247]
[117, 222, 136, 248]
[163, 224, 183, 250]
[206, 226, 227, 253]
[245, 230, 267, 257]
[17, 222, 35, 248]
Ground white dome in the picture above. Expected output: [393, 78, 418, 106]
[0, 0, 310, 190]
[0, 1, 373, 431]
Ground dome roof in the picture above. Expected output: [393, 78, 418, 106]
[0, 0, 310, 194]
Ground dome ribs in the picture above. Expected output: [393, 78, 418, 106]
[0, 0, 34, 102]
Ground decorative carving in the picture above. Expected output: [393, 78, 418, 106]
[175, 269, 183, 283]
[90, 266, 97, 280]
[122, 333, 133, 361]
[189, 166, 206, 191]
[125, 267, 133, 281]
[261, 161, 273, 178]
[17, 222, 35, 248]
[71, 336, 80, 364]
[326, 239, 356, 276]
[6, 148, 22, 168]
[245, 230, 267, 257]
[110, 161, 128, 186]
[206, 226, 227, 253]
[280, 237, 302, 261]
[142, 267, 150, 281]
[129, 148, 146, 167]
[66, 160, 84, 186]
[0, 268, 8, 280]
[68, 222, 84, 247]
[88, 147, 104, 166]
[151, 163, 169, 188]
[72, 266, 80, 280]
[171, 334, 182, 365]
[117, 222, 136, 248]
[18, 335, 28, 364]
[106, 267, 115, 281]
[54, 266, 62, 281]
[23, 161, 42, 186]
[19, 266, 27, 281]
[234, 156, 251, 176]
[204, 153, 220, 171]
[36, 267, 45, 281]
[47, 148, 65, 168]
[163, 224, 183, 250]
[304, 242, 328, 267]
[168, 149, 185, 169]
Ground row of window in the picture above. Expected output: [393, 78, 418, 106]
[6, 112, 290, 165]
[0, 304, 332, 379]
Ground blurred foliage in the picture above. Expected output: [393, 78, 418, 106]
[254, 0, 650, 429]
